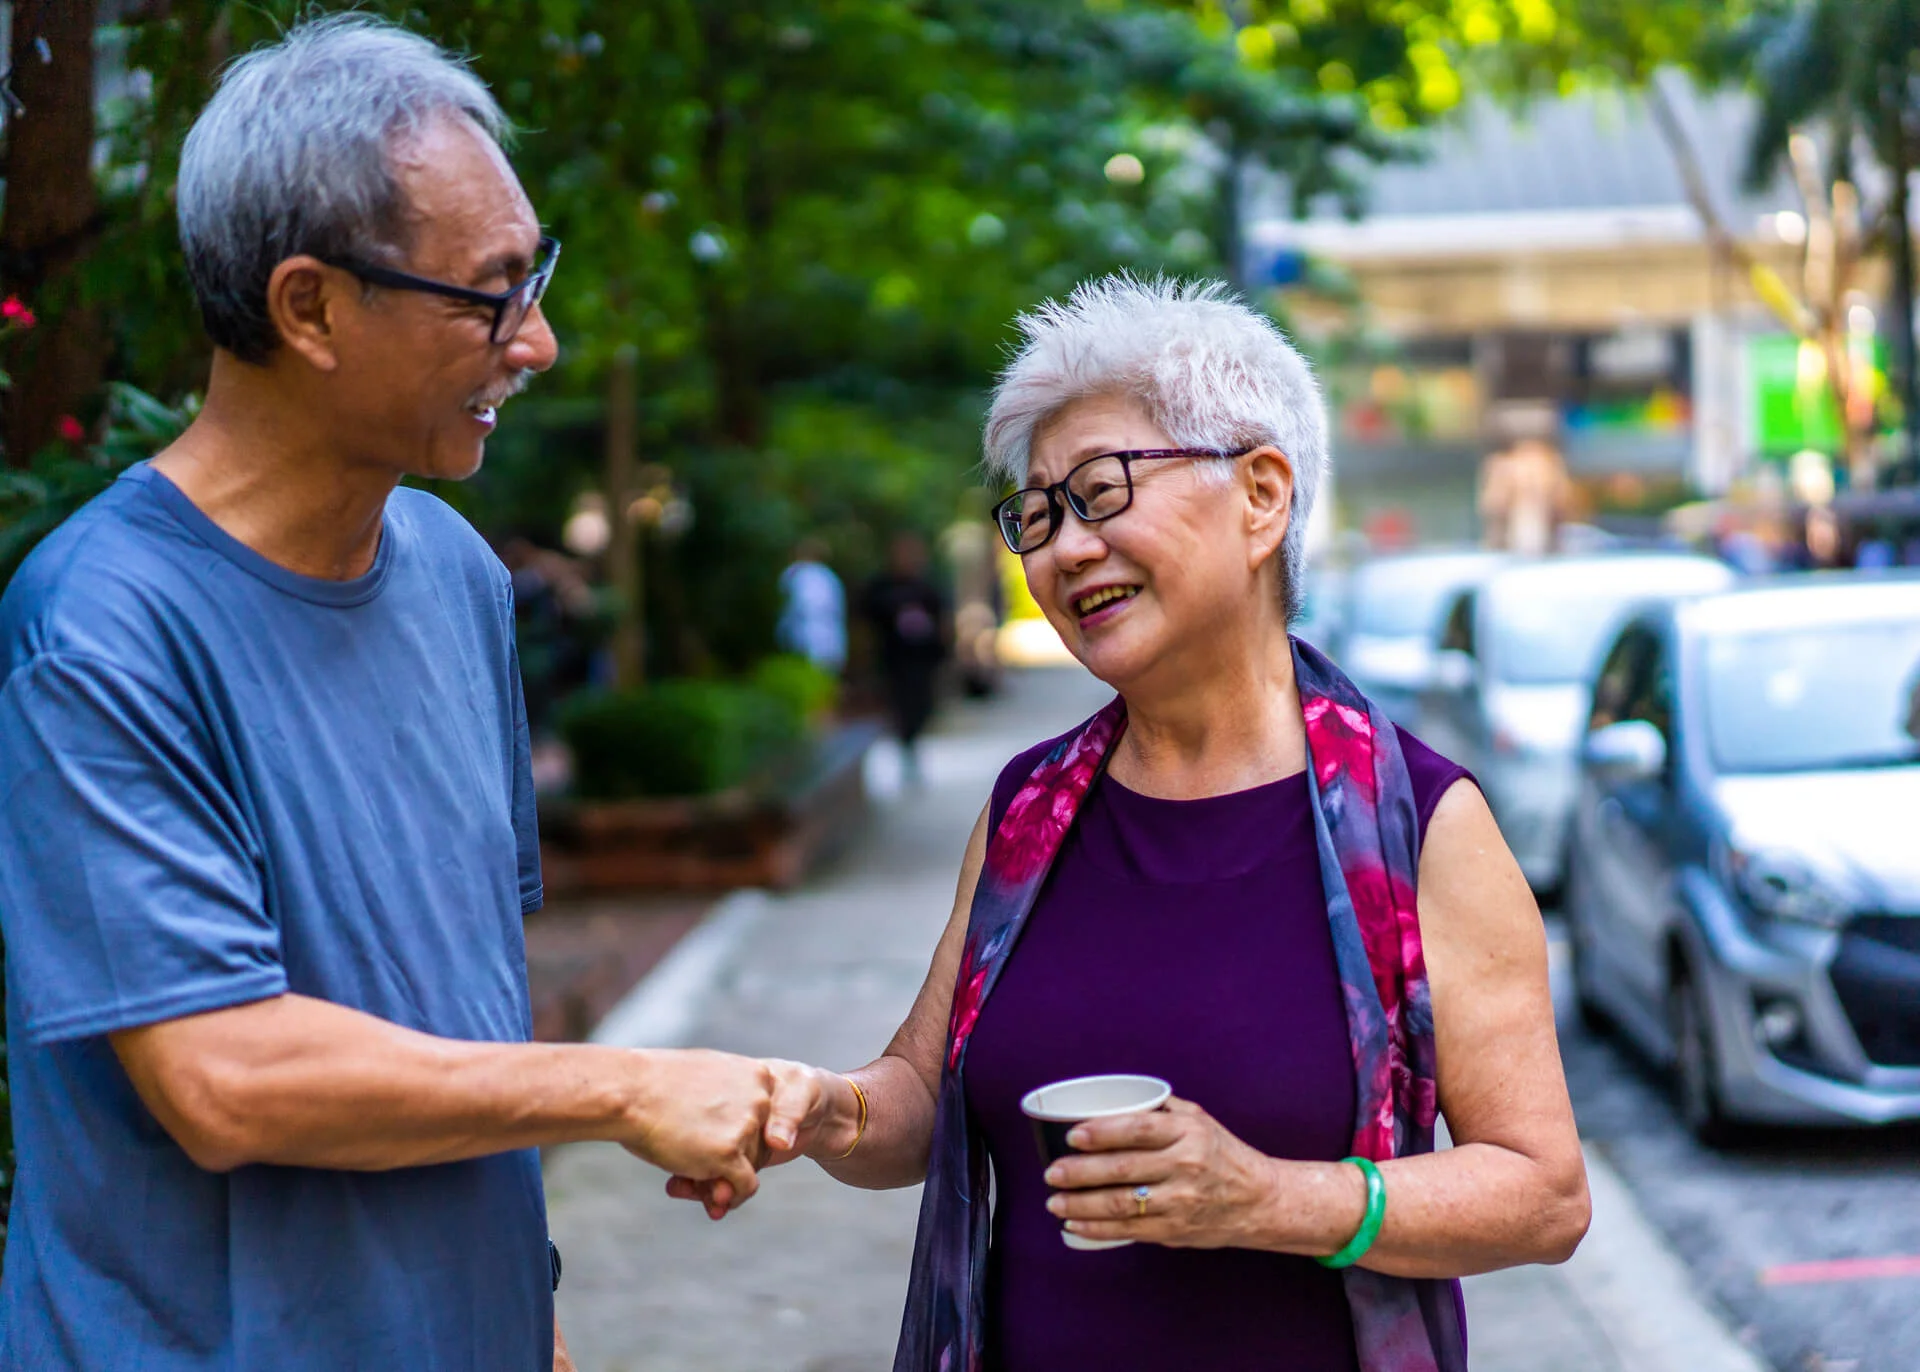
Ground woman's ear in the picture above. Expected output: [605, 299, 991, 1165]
[1243, 446, 1295, 572]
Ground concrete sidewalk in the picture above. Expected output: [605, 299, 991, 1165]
[547, 667, 1769, 1372]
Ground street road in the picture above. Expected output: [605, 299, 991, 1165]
[1548, 921, 1920, 1372]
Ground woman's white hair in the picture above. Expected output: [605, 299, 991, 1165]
[983, 275, 1328, 619]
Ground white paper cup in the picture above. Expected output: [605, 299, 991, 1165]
[1019, 1073, 1172, 1250]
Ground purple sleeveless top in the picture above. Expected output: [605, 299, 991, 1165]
[964, 726, 1472, 1372]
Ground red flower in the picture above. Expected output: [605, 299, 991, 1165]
[55, 415, 85, 444]
[2, 297, 36, 330]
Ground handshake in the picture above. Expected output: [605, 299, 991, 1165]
[613, 1048, 846, 1220]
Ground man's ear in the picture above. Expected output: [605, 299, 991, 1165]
[1244, 445, 1295, 572]
[264, 256, 348, 373]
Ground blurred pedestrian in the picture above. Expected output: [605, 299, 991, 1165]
[1478, 433, 1574, 555]
[695, 276, 1589, 1372]
[777, 536, 848, 674]
[0, 19, 804, 1372]
[940, 504, 1003, 697]
[862, 531, 950, 783]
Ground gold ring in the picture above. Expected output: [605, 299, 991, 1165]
[1133, 1185, 1150, 1218]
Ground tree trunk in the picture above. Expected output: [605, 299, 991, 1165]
[1884, 117, 1919, 474]
[1214, 131, 1246, 291]
[603, 348, 645, 690]
[1, 0, 104, 466]
[693, 9, 765, 449]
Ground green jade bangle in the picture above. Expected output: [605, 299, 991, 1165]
[1316, 1156, 1387, 1269]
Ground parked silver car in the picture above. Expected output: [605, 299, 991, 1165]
[1340, 549, 1507, 726]
[1566, 575, 1920, 1139]
[1418, 553, 1736, 894]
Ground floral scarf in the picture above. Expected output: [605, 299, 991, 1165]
[892, 637, 1466, 1372]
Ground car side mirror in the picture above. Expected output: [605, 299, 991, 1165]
[1430, 649, 1475, 693]
[1582, 720, 1666, 785]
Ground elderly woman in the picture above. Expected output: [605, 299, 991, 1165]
[676, 276, 1589, 1371]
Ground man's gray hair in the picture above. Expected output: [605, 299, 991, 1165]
[983, 275, 1329, 619]
[177, 14, 510, 364]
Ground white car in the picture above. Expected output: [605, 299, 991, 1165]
[1417, 553, 1737, 894]
[1340, 549, 1508, 726]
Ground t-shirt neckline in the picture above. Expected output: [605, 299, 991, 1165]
[129, 461, 397, 608]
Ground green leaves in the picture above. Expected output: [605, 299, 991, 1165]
[0, 385, 194, 586]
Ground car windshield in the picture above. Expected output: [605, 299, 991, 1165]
[1485, 561, 1728, 684]
[1704, 620, 1920, 774]
[1350, 559, 1481, 638]
[1485, 586, 1655, 684]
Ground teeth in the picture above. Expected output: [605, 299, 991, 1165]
[1075, 586, 1138, 616]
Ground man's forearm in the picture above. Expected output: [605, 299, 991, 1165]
[114, 992, 649, 1172]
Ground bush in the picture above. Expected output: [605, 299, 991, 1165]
[750, 654, 839, 724]
[559, 680, 807, 800]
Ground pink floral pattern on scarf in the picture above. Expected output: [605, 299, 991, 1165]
[893, 640, 1464, 1372]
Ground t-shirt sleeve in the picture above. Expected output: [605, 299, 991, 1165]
[1393, 724, 1478, 847]
[507, 631, 543, 914]
[0, 653, 285, 1045]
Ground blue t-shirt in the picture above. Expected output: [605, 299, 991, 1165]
[0, 464, 550, 1370]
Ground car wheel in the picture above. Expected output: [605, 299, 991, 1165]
[1562, 844, 1611, 1036]
[1669, 970, 1739, 1147]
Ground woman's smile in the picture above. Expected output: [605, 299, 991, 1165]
[1072, 582, 1141, 626]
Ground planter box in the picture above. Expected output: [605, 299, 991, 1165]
[538, 721, 881, 895]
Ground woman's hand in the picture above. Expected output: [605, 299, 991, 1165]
[663, 1059, 845, 1219]
[1043, 1097, 1294, 1250]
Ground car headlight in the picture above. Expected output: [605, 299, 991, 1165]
[1715, 844, 1854, 928]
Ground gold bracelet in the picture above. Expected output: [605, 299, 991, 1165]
[835, 1076, 870, 1159]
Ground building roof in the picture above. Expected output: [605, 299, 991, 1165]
[1248, 80, 1800, 262]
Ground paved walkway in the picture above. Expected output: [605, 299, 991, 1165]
[547, 667, 1768, 1372]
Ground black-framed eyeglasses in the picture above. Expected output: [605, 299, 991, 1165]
[993, 447, 1250, 555]
[322, 235, 561, 344]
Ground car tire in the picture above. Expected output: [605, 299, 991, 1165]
[1669, 969, 1740, 1147]
[1562, 843, 1612, 1036]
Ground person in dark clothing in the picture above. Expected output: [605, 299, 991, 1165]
[863, 532, 950, 783]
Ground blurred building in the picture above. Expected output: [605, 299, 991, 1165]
[1247, 82, 1889, 545]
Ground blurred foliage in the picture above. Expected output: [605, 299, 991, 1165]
[55, 0, 1451, 671]
[559, 676, 808, 799]
[0, 385, 196, 585]
[1726, 0, 1920, 459]
[1721, 0, 1920, 190]
[751, 653, 843, 724]
[1185, 0, 1751, 103]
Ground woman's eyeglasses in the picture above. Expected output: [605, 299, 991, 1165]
[322, 235, 561, 345]
[993, 448, 1249, 555]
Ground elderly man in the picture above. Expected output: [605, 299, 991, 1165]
[0, 18, 807, 1371]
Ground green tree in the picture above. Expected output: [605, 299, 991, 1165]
[34, 0, 1434, 665]
[1732, 0, 1920, 471]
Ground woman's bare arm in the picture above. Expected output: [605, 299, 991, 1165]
[807, 802, 989, 1189]
[1355, 777, 1591, 1274]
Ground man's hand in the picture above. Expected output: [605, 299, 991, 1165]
[759, 1058, 839, 1165]
[662, 1058, 838, 1217]
[617, 1049, 802, 1215]
[553, 1320, 577, 1372]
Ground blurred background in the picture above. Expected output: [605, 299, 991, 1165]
[3, 2, 1920, 1370]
